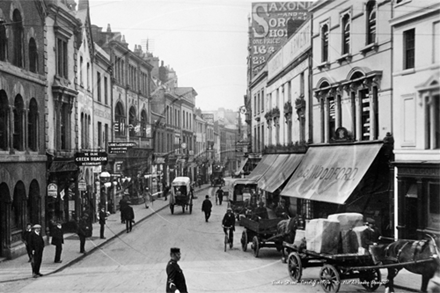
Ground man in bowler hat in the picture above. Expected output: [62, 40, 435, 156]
[201, 195, 212, 222]
[166, 247, 188, 293]
[29, 224, 44, 277]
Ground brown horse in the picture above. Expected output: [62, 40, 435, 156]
[370, 234, 440, 293]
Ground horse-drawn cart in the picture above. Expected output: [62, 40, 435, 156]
[283, 239, 438, 293]
[169, 177, 193, 214]
[240, 217, 284, 257]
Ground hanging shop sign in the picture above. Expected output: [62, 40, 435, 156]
[75, 152, 108, 166]
[108, 142, 137, 154]
[47, 183, 58, 197]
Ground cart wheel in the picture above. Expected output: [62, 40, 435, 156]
[360, 269, 381, 292]
[189, 204, 193, 214]
[320, 264, 341, 293]
[170, 204, 174, 214]
[241, 231, 248, 251]
[287, 252, 302, 282]
[252, 236, 260, 257]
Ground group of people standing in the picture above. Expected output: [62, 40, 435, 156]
[22, 221, 64, 278]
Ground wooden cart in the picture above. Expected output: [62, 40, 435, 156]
[240, 217, 283, 257]
[283, 241, 435, 293]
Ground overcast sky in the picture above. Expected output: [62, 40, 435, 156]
[87, 0, 257, 113]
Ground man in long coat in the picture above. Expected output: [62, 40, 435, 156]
[166, 247, 188, 293]
[51, 222, 64, 263]
[201, 195, 212, 222]
[122, 204, 135, 233]
[29, 224, 45, 277]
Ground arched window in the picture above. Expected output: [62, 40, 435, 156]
[12, 182, 26, 231]
[342, 14, 351, 55]
[13, 95, 24, 151]
[29, 38, 38, 73]
[141, 110, 147, 138]
[28, 180, 40, 225]
[0, 20, 7, 61]
[0, 91, 8, 150]
[115, 102, 125, 136]
[12, 9, 24, 68]
[28, 99, 38, 151]
[367, 1, 376, 45]
[129, 107, 136, 137]
[321, 24, 329, 62]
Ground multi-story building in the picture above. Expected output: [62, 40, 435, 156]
[283, 0, 394, 236]
[45, 0, 82, 231]
[91, 24, 153, 206]
[0, 0, 47, 259]
[245, 0, 397, 237]
[253, 19, 312, 212]
[390, 0, 440, 239]
[77, 0, 110, 217]
[175, 87, 197, 179]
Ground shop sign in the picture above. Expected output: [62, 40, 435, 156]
[78, 179, 87, 191]
[75, 152, 108, 166]
[47, 183, 58, 197]
[108, 142, 137, 154]
[155, 157, 165, 164]
[250, 1, 312, 77]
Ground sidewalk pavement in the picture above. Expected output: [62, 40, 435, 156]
[0, 183, 423, 292]
[0, 194, 172, 283]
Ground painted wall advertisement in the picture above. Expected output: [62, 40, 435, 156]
[250, 2, 312, 77]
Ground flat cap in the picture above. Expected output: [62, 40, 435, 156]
[32, 224, 42, 229]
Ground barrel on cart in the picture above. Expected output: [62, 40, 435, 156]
[240, 217, 283, 257]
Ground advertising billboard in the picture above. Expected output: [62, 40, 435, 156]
[250, 2, 312, 77]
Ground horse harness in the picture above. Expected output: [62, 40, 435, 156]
[384, 239, 429, 263]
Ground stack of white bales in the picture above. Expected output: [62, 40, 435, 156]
[328, 213, 366, 254]
[305, 213, 366, 254]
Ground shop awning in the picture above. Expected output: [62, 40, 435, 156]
[238, 154, 279, 184]
[257, 154, 290, 190]
[235, 158, 249, 175]
[281, 144, 383, 204]
[49, 160, 78, 173]
[259, 153, 304, 193]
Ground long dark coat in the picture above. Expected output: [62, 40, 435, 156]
[122, 205, 135, 221]
[51, 226, 64, 246]
[166, 259, 188, 293]
[201, 199, 212, 212]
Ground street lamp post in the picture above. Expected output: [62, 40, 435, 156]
[99, 171, 111, 212]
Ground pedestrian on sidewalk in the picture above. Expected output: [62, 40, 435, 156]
[29, 224, 44, 278]
[166, 247, 188, 293]
[216, 186, 224, 205]
[99, 207, 109, 239]
[201, 195, 212, 222]
[22, 223, 32, 262]
[77, 213, 91, 253]
[51, 222, 64, 263]
[122, 204, 135, 233]
[163, 185, 170, 201]
[119, 195, 128, 224]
